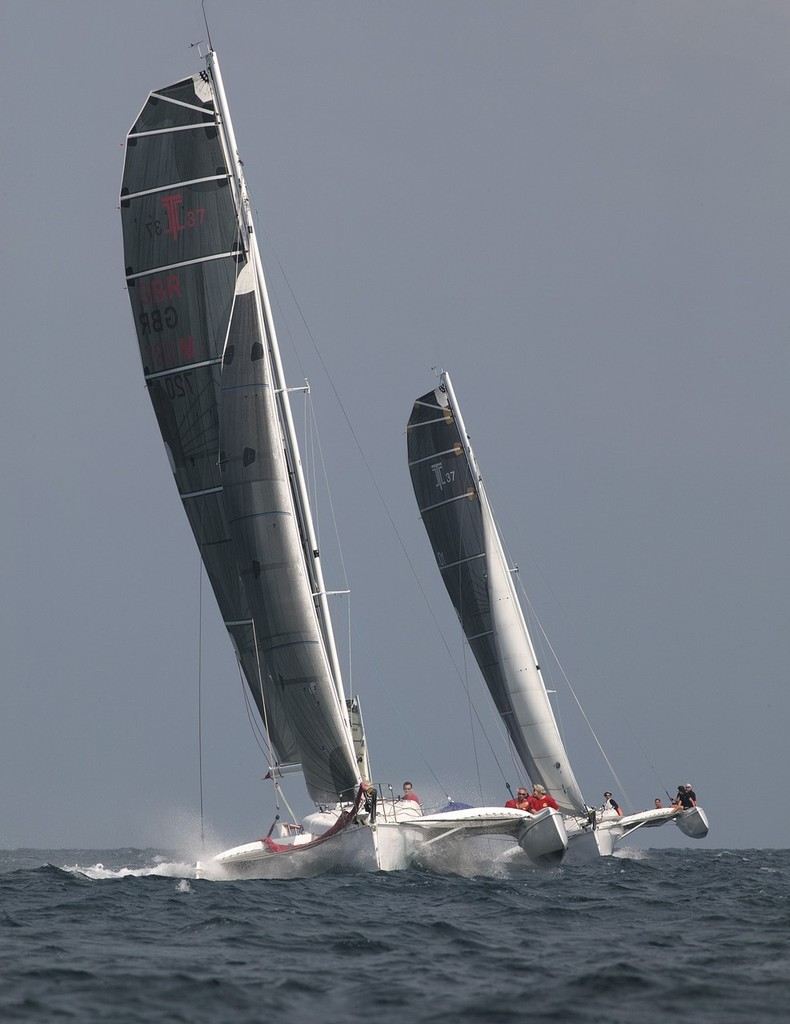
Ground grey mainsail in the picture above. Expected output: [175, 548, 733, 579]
[120, 57, 361, 805]
[407, 373, 586, 813]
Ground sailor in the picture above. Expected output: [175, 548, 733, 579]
[505, 788, 531, 810]
[676, 784, 697, 809]
[654, 798, 664, 809]
[526, 785, 559, 812]
[602, 791, 623, 816]
[400, 781, 421, 803]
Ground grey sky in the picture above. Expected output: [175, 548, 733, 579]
[2, 1, 787, 854]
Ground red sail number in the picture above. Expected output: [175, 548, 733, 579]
[145, 194, 205, 240]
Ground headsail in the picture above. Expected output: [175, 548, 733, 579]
[120, 54, 361, 805]
[407, 372, 586, 813]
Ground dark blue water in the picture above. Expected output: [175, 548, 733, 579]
[1, 847, 787, 1023]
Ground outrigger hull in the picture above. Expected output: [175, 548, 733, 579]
[564, 805, 710, 860]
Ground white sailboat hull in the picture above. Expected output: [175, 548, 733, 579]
[197, 805, 570, 879]
[198, 802, 707, 877]
[564, 805, 710, 861]
[199, 822, 383, 880]
[674, 806, 710, 839]
[516, 808, 568, 864]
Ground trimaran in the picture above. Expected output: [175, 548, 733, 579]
[407, 372, 709, 860]
[119, 48, 708, 878]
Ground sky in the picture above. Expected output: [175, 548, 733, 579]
[1, 0, 787, 855]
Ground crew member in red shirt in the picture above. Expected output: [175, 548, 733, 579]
[400, 781, 420, 803]
[526, 784, 559, 812]
[505, 788, 531, 810]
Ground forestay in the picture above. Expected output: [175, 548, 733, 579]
[120, 59, 360, 805]
[407, 373, 586, 814]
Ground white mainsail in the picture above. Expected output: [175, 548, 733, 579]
[407, 372, 586, 814]
[120, 52, 361, 806]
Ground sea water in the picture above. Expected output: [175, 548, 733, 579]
[0, 847, 787, 1023]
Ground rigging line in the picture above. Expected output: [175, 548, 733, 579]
[249, 617, 279, 786]
[252, 216, 350, 599]
[452, 471, 475, 790]
[460, 623, 483, 805]
[350, 629, 451, 801]
[192, 396, 216, 854]
[201, 0, 214, 54]
[489, 478, 651, 807]
[307, 392, 350, 591]
[197, 555, 205, 852]
[516, 577, 632, 809]
[501, 489, 665, 808]
[253, 220, 513, 794]
[447, 412, 522, 796]
[428, 488, 512, 793]
[237, 658, 271, 756]
[347, 593, 353, 693]
[235, 658, 302, 828]
[452, 465, 488, 803]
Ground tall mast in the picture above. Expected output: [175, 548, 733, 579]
[206, 52, 357, 764]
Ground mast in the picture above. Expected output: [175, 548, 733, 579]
[407, 371, 586, 813]
[120, 53, 363, 804]
[205, 52, 349, 710]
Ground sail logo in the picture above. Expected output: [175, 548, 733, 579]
[144, 193, 206, 240]
[161, 193, 184, 240]
[431, 460, 456, 490]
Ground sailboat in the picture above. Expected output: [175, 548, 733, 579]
[119, 50, 569, 878]
[407, 371, 709, 859]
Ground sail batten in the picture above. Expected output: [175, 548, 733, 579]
[408, 447, 465, 466]
[418, 494, 477, 514]
[145, 358, 222, 382]
[122, 175, 230, 201]
[121, 55, 361, 806]
[126, 252, 245, 282]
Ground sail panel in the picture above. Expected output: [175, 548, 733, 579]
[124, 75, 221, 189]
[122, 76, 251, 661]
[128, 259, 237, 375]
[407, 387, 515, 721]
[121, 180, 241, 279]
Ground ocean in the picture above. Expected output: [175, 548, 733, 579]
[0, 846, 786, 1023]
